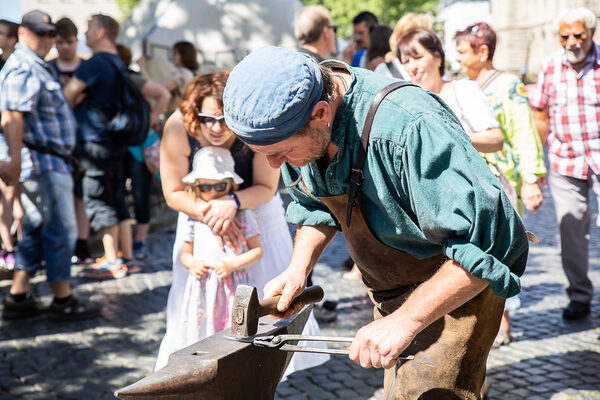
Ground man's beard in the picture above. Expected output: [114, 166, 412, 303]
[565, 44, 587, 64]
[290, 125, 332, 167]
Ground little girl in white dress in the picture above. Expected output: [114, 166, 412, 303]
[171, 146, 263, 352]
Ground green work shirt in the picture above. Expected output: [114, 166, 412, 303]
[282, 63, 529, 299]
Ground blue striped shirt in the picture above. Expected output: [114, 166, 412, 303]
[0, 44, 76, 175]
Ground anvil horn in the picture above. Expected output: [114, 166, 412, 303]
[115, 304, 314, 400]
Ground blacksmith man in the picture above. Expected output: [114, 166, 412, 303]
[223, 46, 529, 399]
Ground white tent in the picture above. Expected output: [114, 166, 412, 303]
[119, 0, 302, 81]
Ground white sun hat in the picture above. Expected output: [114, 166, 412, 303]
[182, 146, 244, 184]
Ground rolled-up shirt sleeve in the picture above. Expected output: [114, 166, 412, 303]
[281, 163, 340, 228]
[397, 114, 529, 298]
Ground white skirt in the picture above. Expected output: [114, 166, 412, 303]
[249, 193, 329, 377]
[155, 193, 329, 374]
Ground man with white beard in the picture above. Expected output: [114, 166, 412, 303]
[530, 6, 600, 320]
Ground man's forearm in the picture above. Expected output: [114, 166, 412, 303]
[391, 259, 490, 336]
[288, 225, 337, 278]
[1, 110, 23, 162]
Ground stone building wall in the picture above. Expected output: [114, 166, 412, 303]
[491, 0, 600, 78]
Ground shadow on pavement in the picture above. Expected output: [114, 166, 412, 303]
[0, 329, 157, 400]
[486, 350, 600, 399]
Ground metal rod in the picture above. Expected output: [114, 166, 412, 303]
[273, 334, 354, 343]
[279, 345, 351, 355]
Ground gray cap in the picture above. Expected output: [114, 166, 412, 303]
[21, 10, 56, 34]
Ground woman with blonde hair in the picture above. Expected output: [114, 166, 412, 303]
[374, 12, 433, 79]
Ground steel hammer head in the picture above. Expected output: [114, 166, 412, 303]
[231, 285, 260, 337]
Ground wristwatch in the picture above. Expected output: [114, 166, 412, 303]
[523, 174, 538, 184]
[229, 192, 241, 209]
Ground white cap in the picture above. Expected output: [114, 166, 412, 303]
[182, 146, 244, 185]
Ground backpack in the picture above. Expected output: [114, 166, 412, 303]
[93, 55, 150, 146]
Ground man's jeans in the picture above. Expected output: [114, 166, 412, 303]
[16, 170, 77, 283]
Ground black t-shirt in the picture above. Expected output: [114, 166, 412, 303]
[74, 52, 124, 142]
[48, 58, 82, 86]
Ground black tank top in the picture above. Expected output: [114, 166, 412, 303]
[186, 133, 254, 190]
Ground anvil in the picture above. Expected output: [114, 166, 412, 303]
[114, 304, 313, 400]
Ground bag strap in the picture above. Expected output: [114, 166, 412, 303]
[480, 70, 503, 91]
[22, 139, 80, 169]
[88, 54, 130, 125]
[346, 80, 417, 227]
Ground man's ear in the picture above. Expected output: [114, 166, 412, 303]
[478, 44, 490, 62]
[322, 25, 332, 42]
[309, 100, 332, 128]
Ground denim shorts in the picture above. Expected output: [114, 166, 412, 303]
[16, 170, 77, 283]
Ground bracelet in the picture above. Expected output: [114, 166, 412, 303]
[229, 193, 240, 210]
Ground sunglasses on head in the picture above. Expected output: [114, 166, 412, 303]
[560, 32, 586, 41]
[195, 181, 229, 193]
[197, 113, 225, 128]
[465, 24, 481, 36]
[37, 30, 56, 38]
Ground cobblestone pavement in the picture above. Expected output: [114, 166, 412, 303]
[0, 187, 599, 400]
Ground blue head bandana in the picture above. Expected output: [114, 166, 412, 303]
[223, 46, 324, 146]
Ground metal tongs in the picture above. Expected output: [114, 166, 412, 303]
[253, 334, 414, 360]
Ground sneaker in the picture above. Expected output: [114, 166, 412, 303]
[133, 240, 146, 259]
[3, 251, 15, 270]
[2, 294, 46, 320]
[313, 304, 337, 323]
[72, 240, 94, 264]
[89, 252, 123, 270]
[0, 250, 13, 280]
[71, 254, 94, 264]
[123, 257, 141, 274]
[83, 258, 127, 279]
[47, 296, 102, 321]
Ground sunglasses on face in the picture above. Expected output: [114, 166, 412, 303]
[197, 113, 225, 128]
[37, 30, 57, 38]
[560, 32, 586, 41]
[195, 181, 229, 193]
[328, 25, 337, 34]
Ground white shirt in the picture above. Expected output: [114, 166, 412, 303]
[440, 80, 500, 133]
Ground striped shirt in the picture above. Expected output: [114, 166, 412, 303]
[0, 44, 76, 175]
[529, 43, 600, 179]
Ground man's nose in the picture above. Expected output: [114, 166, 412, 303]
[267, 155, 286, 169]
[565, 35, 579, 48]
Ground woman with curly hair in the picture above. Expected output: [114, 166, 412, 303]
[155, 72, 328, 374]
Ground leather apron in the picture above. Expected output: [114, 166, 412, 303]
[304, 82, 505, 399]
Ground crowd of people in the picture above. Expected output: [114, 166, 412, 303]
[0, 4, 598, 399]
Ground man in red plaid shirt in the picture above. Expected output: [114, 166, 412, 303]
[530, 6, 599, 320]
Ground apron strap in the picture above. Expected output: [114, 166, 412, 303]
[347, 80, 417, 227]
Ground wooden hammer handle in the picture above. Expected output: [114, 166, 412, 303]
[258, 285, 324, 317]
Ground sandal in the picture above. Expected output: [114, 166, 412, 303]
[493, 329, 512, 348]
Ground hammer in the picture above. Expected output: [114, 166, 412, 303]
[231, 284, 324, 337]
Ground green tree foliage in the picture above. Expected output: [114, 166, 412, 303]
[301, 0, 439, 39]
[117, 0, 141, 21]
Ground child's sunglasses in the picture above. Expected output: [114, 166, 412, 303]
[196, 181, 229, 193]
